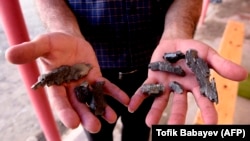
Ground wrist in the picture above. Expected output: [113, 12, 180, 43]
[160, 23, 194, 41]
[48, 24, 83, 38]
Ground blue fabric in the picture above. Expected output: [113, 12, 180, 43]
[66, 0, 173, 69]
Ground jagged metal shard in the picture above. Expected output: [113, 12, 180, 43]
[148, 61, 186, 76]
[90, 81, 107, 116]
[141, 83, 164, 96]
[163, 51, 185, 63]
[31, 63, 92, 89]
[169, 81, 183, 94]
[185, 49, 218, 104]
[74, 81, 92, 103]
[74, 81, 107, 116]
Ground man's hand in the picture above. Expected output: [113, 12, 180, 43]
[5, 32, 130, 133]
[129, 39, 248, 127]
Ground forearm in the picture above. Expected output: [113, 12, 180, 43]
[161, 0, 202, 40]
[35, 0, 82, 37]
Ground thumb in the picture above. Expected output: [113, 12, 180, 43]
[5, 34, 51, 64]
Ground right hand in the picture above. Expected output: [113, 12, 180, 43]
[5, 32, 130, 133]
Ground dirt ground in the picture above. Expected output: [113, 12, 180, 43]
[0, 0, 250, 141]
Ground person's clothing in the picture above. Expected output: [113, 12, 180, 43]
[66, 0, 174, 141]
[67, 0, 173, 69]
[85, 67, 154, 141]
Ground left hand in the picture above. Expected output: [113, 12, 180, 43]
[128, 39, 248, 127]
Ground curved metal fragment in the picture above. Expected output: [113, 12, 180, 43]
[185, 49, 218, 104]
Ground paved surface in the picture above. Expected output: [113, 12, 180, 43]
[0, 1, 46, 141]
[0, 0, 250, 141]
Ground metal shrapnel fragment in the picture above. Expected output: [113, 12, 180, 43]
[90, 81, 107, 116]
[74, 81, 107, 116]
[31, 63, 92, 89]
[74, 82, 92, 103]
[207, 78, 218, 103]
[169, 81, 184, 94]
[141, 83, 165, 95]
[148, 61, 186, 76]
[185, 49, 218, 104]
[163, 51, 185, 63]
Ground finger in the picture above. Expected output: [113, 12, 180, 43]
[145, 90, 170, 127]
[176, 40, 247, 81]
[102, 105, 117, 124]
[46, 86, 81, 129]
[128, 86, 149, 113]
[192, 86, 218, 124]
[5, 34, 51, 64]
[167, 91, 188, 124]
[68, 85, 102, 133]
[72, 104, 101, 133]
[207, 48, 248, 81]
[103, 79, 130, 106]
[128, 77, 158, 113]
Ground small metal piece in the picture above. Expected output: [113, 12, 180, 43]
[74, 81, 92, 103]
[141, 83, 164, 95]
[31, 63, 92, 89]
[207, 78, 218, 103]
[74, 81, 107, 116]
[118, 69, 138, 80]
[148, 61, 186, 76]
[90, 81, 107, 115]
[169, 81, 184, 94]
[163, 51, 185, 63]
[185, 49, 218, 104]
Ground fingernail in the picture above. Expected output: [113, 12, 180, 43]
[128, 108, 134, 113]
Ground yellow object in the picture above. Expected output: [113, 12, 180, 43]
[194, 20, 245, 124]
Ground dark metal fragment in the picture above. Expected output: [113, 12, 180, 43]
[141, 83, 164, 96]
[169, 81, 184, 94]
[148, 61, 186, 76]
[163, 51, 185, 63]
[31, 63, 92, 89]
[185, 49, 218, 104]
[74, 82, 92, 103]
[89, 81, 107, 115]
[74, 81, 107, 116]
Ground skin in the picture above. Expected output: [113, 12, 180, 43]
[128, 39, 248, 127]
[5, 0, 248, 133]
[6, 32, 130, 132]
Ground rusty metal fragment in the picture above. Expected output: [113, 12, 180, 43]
[148, 61, 185, 76]
[74, 81, 107, 116]
[163, 51, 185, 63]
[31, 63, 92, 89]
[169, 81, 184, 94]
[185, 49, 218, 104]
[90, 81, 107, 116]
[141, 83, 164, 96]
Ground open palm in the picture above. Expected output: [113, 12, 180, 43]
[129, 39, 248, 127]
[6, 32, 130, 133]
